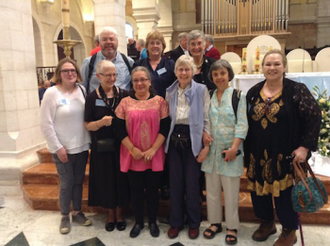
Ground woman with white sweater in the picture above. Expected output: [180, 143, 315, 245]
[40, 58, 91, 234]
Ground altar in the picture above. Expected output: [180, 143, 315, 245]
[231, 72, 330, 96]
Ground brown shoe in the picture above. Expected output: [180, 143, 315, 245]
[252, 220, 277, 241]
[274, 228, 297, 246]
[168, 227, 183, 239]
[188, 227, 199, 239]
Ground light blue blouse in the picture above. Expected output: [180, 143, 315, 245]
[201, 87, 248, 177]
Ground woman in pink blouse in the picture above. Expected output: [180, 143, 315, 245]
[115, 66, 170, 238]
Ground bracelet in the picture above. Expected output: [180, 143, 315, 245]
[129, 146, 134, 155]
[95, 121, 99, 128]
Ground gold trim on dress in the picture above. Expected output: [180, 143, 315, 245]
[247, 174, 294, 197]
[251, 91, 282, 129]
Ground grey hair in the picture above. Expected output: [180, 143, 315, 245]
[175, 55, 197, 75]
[94, 35, 99, 44]
[137, 39, 145, 47]
[208, 59, 235, 82]
[99, 26, 118, 39]
[178, 32, 188, 41]
[131, 66, 151, 81]
[187, 30, 205, 48]
[205, 34, 214, 45]
[96, 60, 115, 74]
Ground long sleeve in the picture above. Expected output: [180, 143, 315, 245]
[40, 88, 63, 153]
[235, 92, 248, 140]
[203, 87, 211, 134]
[295, 83, 322, 151]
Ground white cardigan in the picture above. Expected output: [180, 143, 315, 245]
[40, 84, 90, 154]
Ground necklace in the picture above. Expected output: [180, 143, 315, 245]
[98, 85, 119, 115]
[196, 59, 204, 69]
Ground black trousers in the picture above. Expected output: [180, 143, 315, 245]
[128, 169, 161, 225]
[251, 185, 298, 230]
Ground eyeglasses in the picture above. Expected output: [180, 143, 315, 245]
[99, 73, 117, 78]
[132, 78, 149, 83]
[61, 69, 77, 74]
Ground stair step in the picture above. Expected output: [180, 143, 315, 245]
[22, 148, 330, 225]
[22, 163, 89, 185]
[37, 148, 54, 163]
[21, 184, 330, 225]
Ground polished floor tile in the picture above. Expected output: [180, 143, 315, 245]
[0, 196, 329, 246]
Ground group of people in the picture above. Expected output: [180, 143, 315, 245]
[40, 26, 321, 246]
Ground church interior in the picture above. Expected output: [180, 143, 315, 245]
[0, 0, 330, 245]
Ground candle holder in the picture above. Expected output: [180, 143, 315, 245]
[53, 39, 81, 58]
[254, 64, 260, 74]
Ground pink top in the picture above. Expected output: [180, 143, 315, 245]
[115, 96, 169, 172]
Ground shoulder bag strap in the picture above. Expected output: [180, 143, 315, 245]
[120, 53, 132, 73]
[86, 53, 98, 94]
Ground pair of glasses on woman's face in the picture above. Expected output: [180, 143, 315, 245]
[99, 73, 117, 78]
[61, 69, 77, 74]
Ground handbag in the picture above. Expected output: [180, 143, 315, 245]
[291, 160, 328, 213]
[96, 138, 115, 152]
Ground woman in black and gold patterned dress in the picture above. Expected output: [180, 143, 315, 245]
[244, 50, 321, 246]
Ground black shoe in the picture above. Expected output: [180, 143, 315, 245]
[116, 220, 126, 231]
[105, 221, 115, 232]
[130, 224, 144, 238]
[149, 223, 160, 237]
[161, 186, 170, 200]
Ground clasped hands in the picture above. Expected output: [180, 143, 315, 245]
[131, 146, 156, 162]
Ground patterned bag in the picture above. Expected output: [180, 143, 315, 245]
[291, 160, 328, 213]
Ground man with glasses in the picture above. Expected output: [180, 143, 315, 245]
[81, 27, 134, 93]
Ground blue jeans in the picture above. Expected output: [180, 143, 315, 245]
[52, 151, 88, 215]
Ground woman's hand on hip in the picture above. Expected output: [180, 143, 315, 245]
[292, 146, 308, 165]
[56, 147, 68, 163]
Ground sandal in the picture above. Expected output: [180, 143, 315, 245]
[203, 223, 222, 239]
[225, 229, 238, 245]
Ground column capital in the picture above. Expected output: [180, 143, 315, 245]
[133, 8, 160, 23]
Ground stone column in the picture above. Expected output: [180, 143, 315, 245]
[132, 0, 160, 41]
[0, 1, 44, 195]
[158, 0, 174, 52]
[93, 0, 127, 54]
[316, 0, 330, 47]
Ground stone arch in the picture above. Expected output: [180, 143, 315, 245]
[53, 21, 87, 67]
[31, 10, 45, 68]
[126, 16, 139, 40]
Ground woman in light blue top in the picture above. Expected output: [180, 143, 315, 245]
[201, 59, 248, 245]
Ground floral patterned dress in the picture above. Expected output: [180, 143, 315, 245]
[244, 78, 321, 197]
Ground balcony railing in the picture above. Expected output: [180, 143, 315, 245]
[202, 0, 289, 36]
[36, 66, 56, 85]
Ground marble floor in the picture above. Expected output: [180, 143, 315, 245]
[1, 196, 329, 246]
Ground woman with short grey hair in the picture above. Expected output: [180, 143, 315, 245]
[187, 30, 217, 90]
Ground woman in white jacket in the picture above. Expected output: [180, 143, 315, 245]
[40, 58, 91, 234]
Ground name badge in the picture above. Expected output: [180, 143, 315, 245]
[157, 67, 167, 75]
[59, 98, 69, 105]
[95, 99, 106, 107]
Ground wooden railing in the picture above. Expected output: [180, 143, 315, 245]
[36, 67, 56, 85]
[201, 0, 289, 36]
